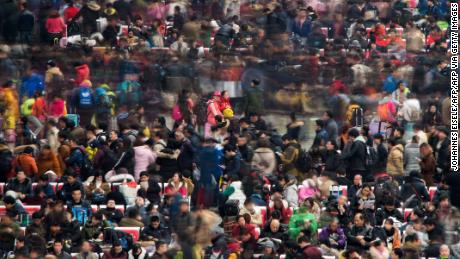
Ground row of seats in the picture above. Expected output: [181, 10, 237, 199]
[326, 185, 438, 201]
[0, 204, 126, 215]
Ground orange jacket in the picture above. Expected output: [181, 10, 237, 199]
[15, 153, 38, 177]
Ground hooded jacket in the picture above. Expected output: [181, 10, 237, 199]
[134, 145, 156, 181]
[252, 147, 277, 176]
[387, 144, 404, 176]
[74, 64, 90, 86]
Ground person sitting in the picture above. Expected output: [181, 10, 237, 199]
[15, 146, 38, 178]
[100, 199, 124, 225]
[73, 241, 99, 259]
[66, 188, 92, 224]
[319, 218, 346, 250]
[3, 195, 26, 216]
[239, 198, 263, 226]
[375, 197, 404, 226]
[260, 219, 287, 242]
[5, 169, 33, 201]
[140, 215, 171, 243]
[102, 240, 128, 259]
[164, 172, 188, 198]
[81, 212, 111, 241]
[231, 214, 257, 241]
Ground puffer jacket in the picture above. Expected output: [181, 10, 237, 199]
[298, 179, 318, 202]
[252, 147, 277, 176]
[134, 145, 156, 181]
[387, 144, 404, 177]
[37, 149, 62, 176]
[45, 66, 64, 83]
[404, 142, 421, 175]
[342, 136, 367, 172]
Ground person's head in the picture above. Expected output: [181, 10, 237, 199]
[360, 184, 372, 197]
[404, 233, 421, 246]
[53, 240, 64, 253]
[437, 127, 448, 140]
[66, 171, 77, 184]
[297, 8, 308, 19]
[394, 127, 404, 138]
[384, 218, 394, 231]
[348, 128, 360, 140]
[353, 174, 362, 186]
[438, 194, 450, 209]
[297, 235, 311, 247]
[155, 240, 168, 254]
[322, 111, 333, 121]
[270, 219, 280, 232]
[175, 131, 185, 142]
[243, 198, 254, 211]
[81, 241, 92, 253]
[179, 199, 189, 212]
[281, 134, 294, 145]
[429, 104, 437, 113]
[391, 248, 403, 259]
[107, 199, 116, 209]
[91, 212, 103, 225]
[150, 215, 160, 228]
[172, 172, 182, 183]
[329, 218, 340, 231]
[237, 214, 246, 226]
[127, 208, 140, 219]
[71, 188, 82, 202]
[224, 144, 237, 157]
[373, 134, 384, 145]
[326, 139, 338, 151]
[16, 169, 26, 182]
[440, 244, 450, 258]
[4, 195, 16, 209]
[69, 137, 78, 147]
[315, 119, 324, 131]
[237, 135, 248, 146]
[354, 213, 365, 226]
[113, 240, 123, 253]
[249, 112, 259, 123]
[251, 79, 260, 87]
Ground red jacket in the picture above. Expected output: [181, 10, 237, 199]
[45, 17, 66, 33]
[64, 6, 80, 22]
[48, 98, 66, 117]
[75, 64, 90, 85]
[301, 244, 322, 259]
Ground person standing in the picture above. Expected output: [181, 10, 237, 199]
[242, 79, 264, 116]
[17, 2, 35, 44]
[71, 80, 94, 127]
[387, 138, 404, 183]
[341, 128, 367, 181]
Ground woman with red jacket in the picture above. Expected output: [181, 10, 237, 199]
[231, 214, 257, 251]
[164, 172, 188, 198]
[45, 11, 66, 44]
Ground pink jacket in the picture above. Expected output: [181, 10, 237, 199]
[206, 100, 222, 126]
[46, 17, 66, 33]
[134, 145, 156, 181]
[298, 179, 319, 202]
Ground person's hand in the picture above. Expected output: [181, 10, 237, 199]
[359, 239, 366, 246]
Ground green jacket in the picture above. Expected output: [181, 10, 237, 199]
[81, 220, 111, 240]
[243, 86, 264, 115]
[288, 206, 318, 240]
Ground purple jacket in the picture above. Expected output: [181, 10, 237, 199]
[318, 227, 346, 249]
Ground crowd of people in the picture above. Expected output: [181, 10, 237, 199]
[0, 0, 458, 258]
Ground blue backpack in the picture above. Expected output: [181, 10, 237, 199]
[79, 87, 94, 108]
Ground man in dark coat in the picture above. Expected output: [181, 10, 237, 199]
[341, 128, 367, 180]
[400, 171, 430, 208]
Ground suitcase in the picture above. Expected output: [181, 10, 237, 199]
[369, 119, 391, 139]
[351, 108, 364, 127]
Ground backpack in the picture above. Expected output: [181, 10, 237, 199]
[78, 87, 93, 108]
[71, 206, 89, 224]
[78, 148, 94, 180]
[115, 230, 134, 251]
[374, 177, 400, 207]
[295, 148, 313, 173]
[100, 147, 118, 172]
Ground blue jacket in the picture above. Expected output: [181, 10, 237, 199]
[290, 19, 312, 38]
[66, 147, 85, 171]
[197, 146, 223, 185]
[20, 73, 45, 100]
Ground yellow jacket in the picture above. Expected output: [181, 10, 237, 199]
[0, 88, 19, 129]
